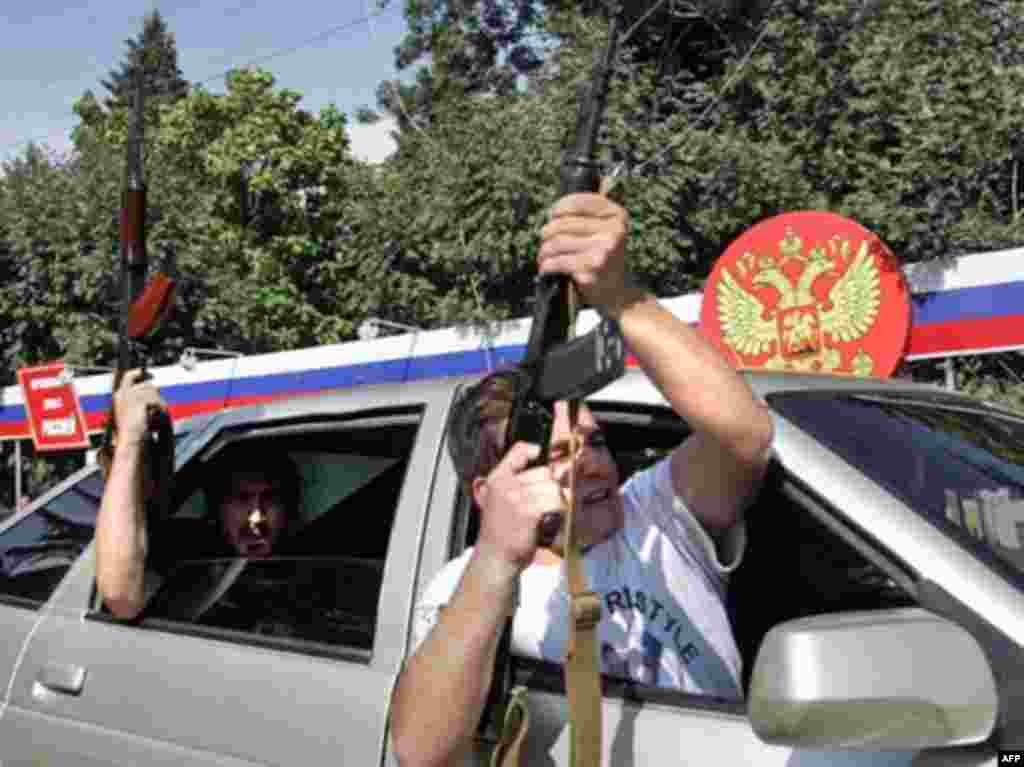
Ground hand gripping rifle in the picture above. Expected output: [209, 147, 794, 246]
[489, 9, 625, 767]
[98, 69, 177, 521]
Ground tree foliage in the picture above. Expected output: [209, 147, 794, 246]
[724, 0, 1024, 261]
[0, 68, 360, 502]
[350, 0, 1024, 417]
[8, 2, 1024, 501]
[102, 9, 190, 110]
[7, 0, 1024, 363]
[370, 1, 772, 141]
[0, 65, 361, 379]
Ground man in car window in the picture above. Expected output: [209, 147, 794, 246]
[95, 372, 301, 620]
[390, 192, 774, 766]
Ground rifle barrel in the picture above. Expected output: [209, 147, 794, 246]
[118, 73, 147, 374]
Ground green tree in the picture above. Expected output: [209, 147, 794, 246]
[370, 1, 772, 136]
[342, 15, 615, 329]
[70, 68, 361, 362]
[102, 9, 190, 110]
[0, 143, 109, 504]
[716, 0, 1024, 262]
[0, 143, 95, 373]
[0, 65, 365, 501]
[0, 67, 363, 383]
[352, 0, 1024, 405]
[352, 2, 781, 327]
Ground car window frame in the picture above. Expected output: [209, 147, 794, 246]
[85, 405, 427, 664]
[450, 400, 754, 717]
[449, 398, 923, 721]
[504, 462, 921, 717]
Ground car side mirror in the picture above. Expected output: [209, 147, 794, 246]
[748, 608, 998, 750]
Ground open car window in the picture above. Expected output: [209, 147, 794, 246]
[176, 450, 401, 528]
[146, 556, 383, 652]
[473, 401, 916, 710]
[96, 407, 422, 659]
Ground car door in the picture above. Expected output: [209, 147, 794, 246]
[402, 378, 998, 766]
[2, 383, 453, 766]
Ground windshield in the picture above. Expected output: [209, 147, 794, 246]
[768, 391, 1024, 581]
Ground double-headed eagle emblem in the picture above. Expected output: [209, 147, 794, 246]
[717, 228, 882, 375]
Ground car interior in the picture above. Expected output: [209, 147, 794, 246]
[727, 461, 917, 692]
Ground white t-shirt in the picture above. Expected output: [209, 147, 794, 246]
[411, 458, 747, 700]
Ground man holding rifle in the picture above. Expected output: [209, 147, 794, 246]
[96, 29, 302, 626]
[390, 191, 774, 767]
[96, 370, 301, 620]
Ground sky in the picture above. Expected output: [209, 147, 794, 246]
[1, 0, 407, 164]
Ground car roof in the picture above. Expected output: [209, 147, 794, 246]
[741, 369, 945, 398]
[180, 367, 956, 437]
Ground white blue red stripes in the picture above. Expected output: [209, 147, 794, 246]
[0, 333, 533, 440]
[900, 247, 1024, 358]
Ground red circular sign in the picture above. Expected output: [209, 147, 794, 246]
[700, 211, 911, 378]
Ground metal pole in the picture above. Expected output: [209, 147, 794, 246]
[945, 358, 955, 390]
[14, 439, 21, 512]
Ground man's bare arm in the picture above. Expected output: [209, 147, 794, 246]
[612, 292, 773, 533]
[390, 549, 517, 767]
[95, 370, 163, 620]
[96, 440, 149, 619]
[540, 195, 773, 535]
[391, 442, 563, 767]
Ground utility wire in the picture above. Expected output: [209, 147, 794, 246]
[1, 4, 399, 157]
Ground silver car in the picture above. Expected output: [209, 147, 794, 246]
[0, 370, 1018, 765]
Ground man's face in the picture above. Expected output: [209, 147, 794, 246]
[545, 401, 623, 548]
[218, 473, 289, 558]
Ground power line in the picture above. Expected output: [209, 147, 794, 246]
[1, 5, 400, 158]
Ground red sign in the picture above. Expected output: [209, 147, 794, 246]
[700, 211, 911, 377]
[17, 362, 91, 451]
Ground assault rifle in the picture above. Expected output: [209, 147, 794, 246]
[502, 4, 626, 527]
[98, 68, 177, 521]
[489, 7, 626, 767]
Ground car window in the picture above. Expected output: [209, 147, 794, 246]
[769, 390, 1024, 584]
[0, 471, 103, 607]
[504, 455, 918, 710]
[728, 464, 916, 693]
[474, 402, 916, 712]
[121, 409, 421, 659]
[146, 557, 382, 650]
